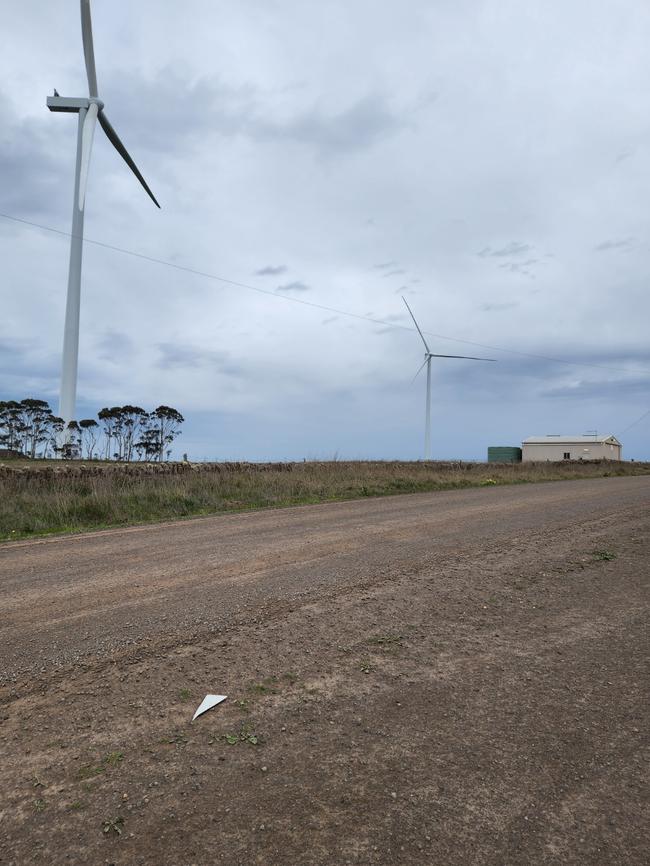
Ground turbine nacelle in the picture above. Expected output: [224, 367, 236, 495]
[47, 95, 93, 112]
[47, 1, 159, 212]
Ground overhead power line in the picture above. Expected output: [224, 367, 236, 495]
[2, 210, 650, 377]
[617, 408, 650, 436]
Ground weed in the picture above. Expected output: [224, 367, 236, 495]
[360, 661, 373, 674]
[31, 777, 46, 789]
[248, 677, 278, 696]
[78, 751, 123, 779]
[224, 723, 261, 746]
[234, 699, 250, 713]
[66, 800, 84, 811]
[593, 550, 617, 561]
[34, 798, 46, 812]
[368, 634, 402, 646]
[102, 816, 125, 836]
[178, 688, 191, 702]
[160, 731, 188, 746]
[102, 751, 124, 768]
[78, 764, 105, 781]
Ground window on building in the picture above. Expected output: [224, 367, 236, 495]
[563, 452, 570, 460]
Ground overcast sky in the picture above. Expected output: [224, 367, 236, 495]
[2, 0, 649, 460]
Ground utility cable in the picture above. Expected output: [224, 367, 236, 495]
[2, 210, 650, 377]
[617, 408, 650, 437]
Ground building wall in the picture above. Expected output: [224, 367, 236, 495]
[522, 442, 621, 462]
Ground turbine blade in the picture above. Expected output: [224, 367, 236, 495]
[402, 296, 431, 353]
[410, 357, 428, 384]
[98, 110, 161, 208]
[80, 0, 98, 97]
[428, 353, 497, 361]
[78, 102, 98, 210]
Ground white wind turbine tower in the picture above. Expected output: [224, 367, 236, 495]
[47, 0, 160, 442]
[402, 297, 496, 461]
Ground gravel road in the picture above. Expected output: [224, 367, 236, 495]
[1, 476, 648, 865]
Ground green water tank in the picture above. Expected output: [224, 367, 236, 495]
[487, 446, 522, 463]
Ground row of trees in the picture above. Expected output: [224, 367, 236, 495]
[0, 399, 184, 461]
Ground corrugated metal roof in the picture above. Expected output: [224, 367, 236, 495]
[522, 435, 620, 445]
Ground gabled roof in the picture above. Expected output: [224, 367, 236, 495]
[522, 435, 620, 445]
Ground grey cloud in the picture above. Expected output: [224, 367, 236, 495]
[374, 261, 397, 270]
[478, 242, 533, 258]
[256, 93, 410, 156]
[255, 264, 288, 276]
[0, 93, 68, 219]
[0, 338, 58, 395]
[437, 347, 650, 397]
[541, 377, 650, 401]
[498, 258, 538, 277]
[594, 238, 636, 252]
[276, 281, 310, 293]
[382, 269, 406, 278]
[156, 343, 242, 375]
[103, 70, 257, 153]
[107, 72, 407, 158]
[481, 302, 518, 312]
[95, 331, 135, 362]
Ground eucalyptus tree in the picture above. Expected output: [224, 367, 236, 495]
[150, 406, 185, 462]
[121, 406, 147, 461]
[0, 401, 24, 452]
[61, 421, 82, 459]
[98, 407, 119, 459]
[46, 417, 65, 458]
[18, 399, 55, 458]
[79, 418, 99, 459]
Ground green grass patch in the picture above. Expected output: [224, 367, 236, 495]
[1, 459, 648, 542]
[593, 549, 617, 561]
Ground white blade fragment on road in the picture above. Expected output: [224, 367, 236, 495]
[192, 694, 227, 721]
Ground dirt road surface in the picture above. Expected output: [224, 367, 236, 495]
[1, 477, 648, 865]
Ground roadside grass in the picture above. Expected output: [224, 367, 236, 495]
[1, 459, 648, 542]
[593, 549, 617, 561]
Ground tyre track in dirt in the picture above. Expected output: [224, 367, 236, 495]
[0, 476, 648, 865]
[1, 477, 648, 690]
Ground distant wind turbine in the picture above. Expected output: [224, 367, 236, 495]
[402, 297, 496, 461]
[47, 0, 160, 442]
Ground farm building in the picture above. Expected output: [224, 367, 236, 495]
[521, 435, 622, 462]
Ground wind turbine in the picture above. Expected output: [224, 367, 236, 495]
[47, 0, 160, 442]
[402, 297, 495, 461]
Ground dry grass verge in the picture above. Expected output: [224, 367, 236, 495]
[1, 458, 647, 541]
